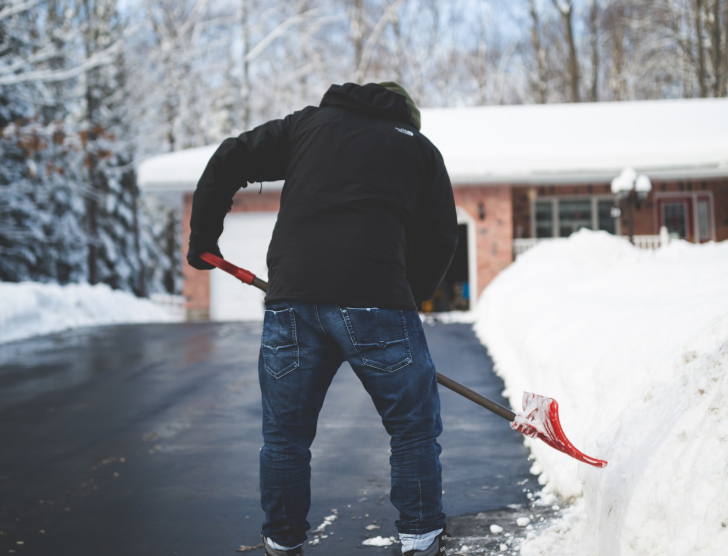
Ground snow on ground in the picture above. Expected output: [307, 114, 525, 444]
[475, 230, 728, 556]
[420, 310, 477, 324]
[0, 281, 176, 344]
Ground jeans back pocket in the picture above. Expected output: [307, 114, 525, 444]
[340, 308, 412, 372]
[262, 308, 299, 379]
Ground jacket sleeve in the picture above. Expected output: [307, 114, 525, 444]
[188, 116, 292, 267]
[407, 147, 459, 303]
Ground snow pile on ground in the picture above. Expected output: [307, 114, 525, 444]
[475, 230, 728, 556]
[0, 281, 176, 344]
[361, 536, 398, 547]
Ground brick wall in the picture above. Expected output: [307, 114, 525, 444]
[453, 186, 513, 297]
[182, 190, 282, 319]
[511, 178, 728, 242]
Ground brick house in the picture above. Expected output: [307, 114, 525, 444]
[139, 97, 728, 320]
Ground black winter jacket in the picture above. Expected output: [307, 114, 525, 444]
[189, 83, 459, 310]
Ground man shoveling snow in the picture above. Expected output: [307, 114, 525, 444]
[187, 82, 458, 556]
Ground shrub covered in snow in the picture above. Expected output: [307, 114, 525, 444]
[475, 230, 728, 556]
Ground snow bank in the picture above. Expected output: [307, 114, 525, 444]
[475, 230, 728, 556]
[0, 281, 176, 344]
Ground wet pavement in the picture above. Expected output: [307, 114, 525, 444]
[0, 322, 541, 556]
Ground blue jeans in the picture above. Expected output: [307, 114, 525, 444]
[258, 301, 445, 547]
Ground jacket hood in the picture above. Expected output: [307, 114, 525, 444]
[320, 83, 417, 128]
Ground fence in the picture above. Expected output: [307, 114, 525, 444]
[150, 293, 186, 322]
[514, 233, 670, 259]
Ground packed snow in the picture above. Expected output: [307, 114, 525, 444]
[312, 512, 338, 533]
[475, 230, 728, 556]
[362, 536, 398, 547]
[0, 281, 177, 344]
[138, 145, 284, 193]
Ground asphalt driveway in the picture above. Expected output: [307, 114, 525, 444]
[0, 321, 538, 555]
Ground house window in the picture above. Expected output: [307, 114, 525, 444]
[662, 202, 688, 239]
[532, 196, 618, 238]
[656, 194, 713, 243]
[559, 200, 592, 237]
[597, 200, 617, 234]
[535, 200, 555, 238]
[698, 200, 710, 241]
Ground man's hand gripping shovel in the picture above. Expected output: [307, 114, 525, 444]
[200, 252, 608, 469]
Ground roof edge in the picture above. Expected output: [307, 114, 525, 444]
[449, 165, 728, 186]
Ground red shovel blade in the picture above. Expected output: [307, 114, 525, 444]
[511, 392, 608, 468]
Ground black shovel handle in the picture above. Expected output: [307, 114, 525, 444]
[435, 372, 516, 422]
[252, 277, 268, 292]
[204, 253, 517, 424]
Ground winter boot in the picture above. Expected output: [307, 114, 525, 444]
[403, 528, 451, 556]
[262, 536, 304, 556]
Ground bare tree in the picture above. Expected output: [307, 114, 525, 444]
[352, 0, 406, 83]
[551, 0, 580, 102]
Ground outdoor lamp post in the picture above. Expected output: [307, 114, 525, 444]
[611, 168, 652, 244]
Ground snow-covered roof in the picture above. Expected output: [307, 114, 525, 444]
[138, 97, 728, 191]
[138, 144, 285, 193]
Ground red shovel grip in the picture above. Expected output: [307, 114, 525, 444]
[200, 252, 255, 285]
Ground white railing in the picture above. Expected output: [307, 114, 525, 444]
[150, 293, 186, 321]
[514, 233, 671, 259]
[632, 235, 662, 250]
[513, 238, 547, 256]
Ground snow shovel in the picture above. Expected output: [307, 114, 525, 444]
[199, 252, 608, 468]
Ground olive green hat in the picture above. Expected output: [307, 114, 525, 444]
[378, 81, 421, 130]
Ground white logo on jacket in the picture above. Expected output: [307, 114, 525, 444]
[395, 127, 413, 136]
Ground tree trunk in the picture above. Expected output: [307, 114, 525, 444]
[529, 0, 548, 104]
[85, 191, 99, 284]
[165, 97, 176, 151]
[718, 0, 728, 96]
[710, 0, 722, 95]
[391, 9, 406, 85]
[352, 0, 364, 81]
[477, 38, 488, 105]
[606, 3, 626, 100]
[130, 171, 146, 297]
[589, 0, 599, 102]
[164, 209, 177, 294]
[565, 2, 580, 101]
[240, 0, 250, 129]
[694, 0, 708, 97]
[551, 0, 580, 102]
[82, 0, 101, 285]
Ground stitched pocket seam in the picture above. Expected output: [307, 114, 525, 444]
[262, 309, 300, 379]
[340, 308, 413, 372]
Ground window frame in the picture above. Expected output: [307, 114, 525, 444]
[653, 191, 715, 243]
[530, 195, 620, 238]
[660, 199, 690, 240]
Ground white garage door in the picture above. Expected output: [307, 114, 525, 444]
[210, 212, 278, 321]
